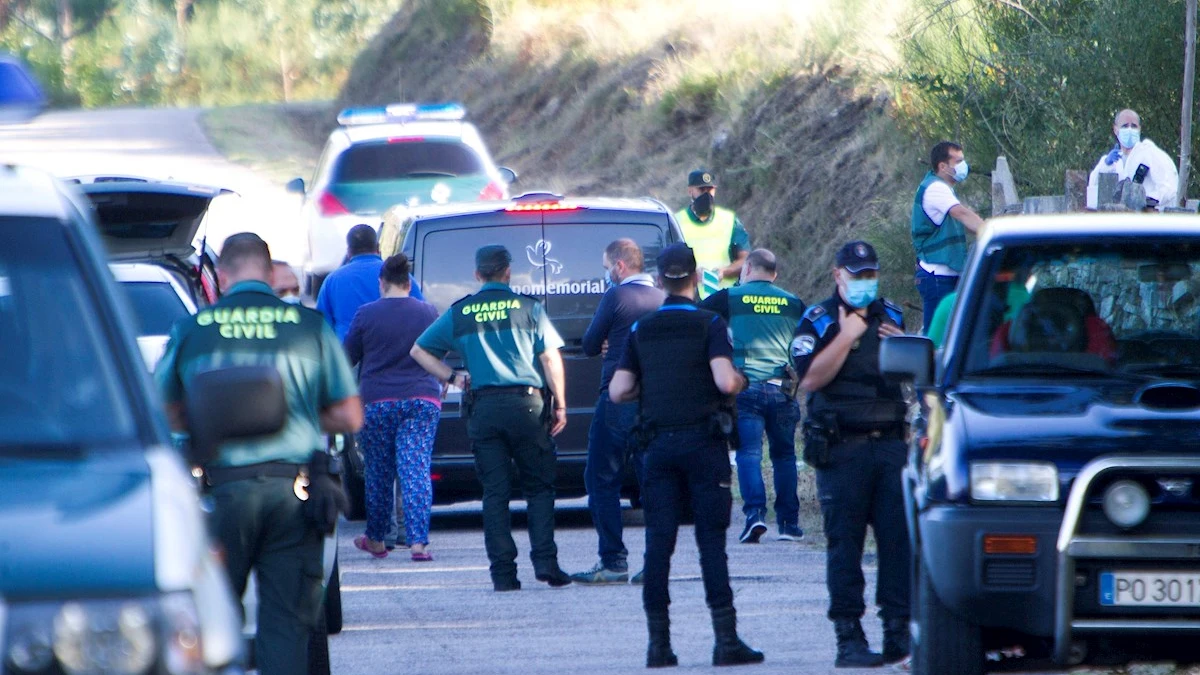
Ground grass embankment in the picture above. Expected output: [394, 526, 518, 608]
[201, 103, 325, 186]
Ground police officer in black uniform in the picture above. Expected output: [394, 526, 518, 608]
[792, 240, 910, 668]
[411, 245, 572, 591]
[609, 243, 764, 668]
[157, 233, 362, 675]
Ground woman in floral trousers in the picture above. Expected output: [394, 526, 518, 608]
[343, 254, 442, 561]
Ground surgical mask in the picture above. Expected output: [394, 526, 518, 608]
[280, 294, 302, 305]
[1118, 127, 1141, 149]
[844, 278, 878, 308]
[692, 191, 714, 219]
[603, 267, 615, 287]
[953, 160, 969, 183]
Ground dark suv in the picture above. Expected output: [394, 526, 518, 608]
[883, 215, 1200, 673]
[362, 192, 682, 506]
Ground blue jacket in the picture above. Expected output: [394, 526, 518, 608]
[316, 253, 424, 341]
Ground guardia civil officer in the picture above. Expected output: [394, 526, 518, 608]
[410, 245, 572, 591]
[792, 240, 910, 668]
[157, 233, 362, 675]
[699, 248, 806, 544]
[609, 243, 764, 668]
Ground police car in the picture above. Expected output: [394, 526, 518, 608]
[364, 192, 683, 508]
[883, 215, 1200, 673]
[288, 103, 516, 298]
[0, 164, 246, 674]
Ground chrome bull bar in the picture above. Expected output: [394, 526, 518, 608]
[1054, 455, 1200, 664]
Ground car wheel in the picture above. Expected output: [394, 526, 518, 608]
[307, 605, 331, 675]
[324, 556, 342, 635]
[912, 560, 984, 675]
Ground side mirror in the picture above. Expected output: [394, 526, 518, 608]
[183, 366, 287, 466]
[285, 177, 306, 194]
[880, 335, 935, 388]
[497, 167, 518, 185]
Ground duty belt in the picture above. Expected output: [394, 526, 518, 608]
[472, 385, 540, 397]
[840, 426, 904, 441]
[204, 461, 303, 487]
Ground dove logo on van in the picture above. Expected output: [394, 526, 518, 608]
[526, 239, 563, 274]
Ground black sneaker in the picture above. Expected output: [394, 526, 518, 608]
[739, 514, 768, 544]
[776, 523, 805, 542]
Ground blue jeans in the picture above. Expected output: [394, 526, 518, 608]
[584, 395, 644, 570]
[735, 382, 801, 525]
[642, 429, 734, 614]
[915, 267, 959, 333]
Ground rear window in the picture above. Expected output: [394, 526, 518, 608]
[334, 140, 486, 183]
[417, 224, 544, 311]
[0, 216, 136, 446]
[121, 281, 191, 336]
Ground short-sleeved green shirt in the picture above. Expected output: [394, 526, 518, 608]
[156, 280, 358, 467]
[417, 281, 564, 388]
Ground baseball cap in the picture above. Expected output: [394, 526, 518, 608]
[835, 240, 879, 274]
[687, 169, 716, 188]
[475, 245, 512, 274]
[657, 243, 697, 279]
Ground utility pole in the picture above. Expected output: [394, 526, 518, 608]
[1180, 0, 1197, 205]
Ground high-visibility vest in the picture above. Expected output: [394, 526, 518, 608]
[675, 206, 736, 298]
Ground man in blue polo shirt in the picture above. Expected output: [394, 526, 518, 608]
[316, 224, 424, 341]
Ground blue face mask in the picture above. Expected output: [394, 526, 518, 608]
[604, 268, 615, 287]
[845, 278, 878, 308]
[953, 160, 969, 183]
[1118, 127, 1140, 149]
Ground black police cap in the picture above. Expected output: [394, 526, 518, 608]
[835, 240, 879, 274]
[687, 169, 716, 188]
[657, 242, 697, 279]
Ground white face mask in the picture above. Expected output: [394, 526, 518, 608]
[280, 294, 302, 305]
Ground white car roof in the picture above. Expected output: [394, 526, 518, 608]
[0, 165, 70, 220]
[340, 120, 471, 145]
[109, 262, 180, 283]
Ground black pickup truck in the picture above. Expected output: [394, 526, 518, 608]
[882, 215, 1200, 673]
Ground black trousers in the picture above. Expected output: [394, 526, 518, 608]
[208, 476, 325, 675]
[815, 435, 911, 622]
[642, 428, 734, 614]
[466, 389, 559, 583]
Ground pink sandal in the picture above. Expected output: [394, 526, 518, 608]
[411, 550, 433, 562]
[354, 535, 388, 559]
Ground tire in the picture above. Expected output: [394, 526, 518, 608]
[912, 561, 984, 675]
[324, 557, 342, 635]
[307, 604, 331, 675]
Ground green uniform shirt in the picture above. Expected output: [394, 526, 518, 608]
[700, 280, 806, 382]
[416, 281, 564, 388]
[156, 280, 358, 467]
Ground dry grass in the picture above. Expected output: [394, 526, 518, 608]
[200, 103, 326, 186]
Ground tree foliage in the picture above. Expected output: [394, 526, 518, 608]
[897, 0, 1195, 201]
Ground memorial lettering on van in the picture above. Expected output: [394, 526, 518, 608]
[513, 237, 606, 296]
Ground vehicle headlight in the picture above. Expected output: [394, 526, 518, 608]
[5, 593, 207, 675]
[1102, 479, 1151, 529]
[53, 601, 155, 675]
[970, 461, 1059, 502]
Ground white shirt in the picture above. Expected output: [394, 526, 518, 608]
[918, 179, 963, 276]
[621, 273, 655, 287]
[1086, 138, 1179, 210]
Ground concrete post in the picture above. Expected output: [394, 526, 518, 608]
[992, 156, 1020, 216]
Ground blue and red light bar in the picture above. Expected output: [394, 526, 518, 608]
[337, 103, 466, 127]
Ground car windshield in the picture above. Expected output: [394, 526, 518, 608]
[334, 140, 486, 183]
[120, 281, 191, 336]
[961, 240, 1200, 378]
[0, 216, 136, 446]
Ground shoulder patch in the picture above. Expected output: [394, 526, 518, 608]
[882, 298, 904, 326]
[791, 334, 816, 358]
[803, 304, 835, 338]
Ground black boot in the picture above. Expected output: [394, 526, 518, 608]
[711, 607, 765, 666]
[646, 611, 678, 668]
[833, 619, 883, 668]
[882, 618, 910, 664]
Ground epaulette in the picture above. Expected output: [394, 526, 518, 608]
[882, 299, 904, 327]
[803, 304, 835, 338]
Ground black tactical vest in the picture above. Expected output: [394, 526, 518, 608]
[807, 302, 906, 430]
[634, 305, 725, 428]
